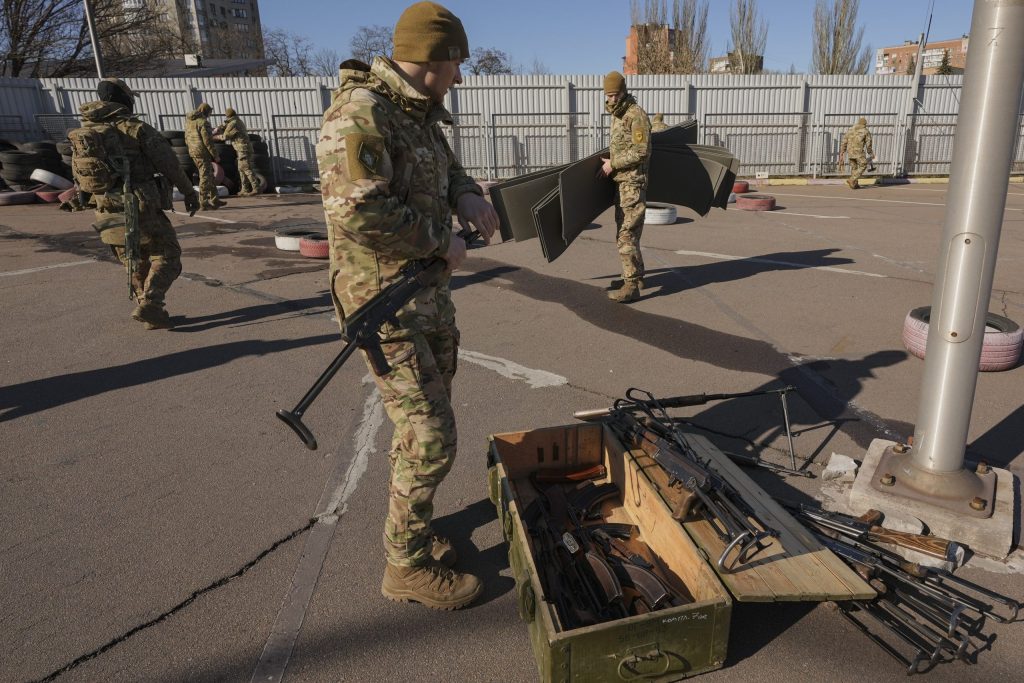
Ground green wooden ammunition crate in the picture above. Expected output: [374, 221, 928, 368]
[487, 422, 732, 683]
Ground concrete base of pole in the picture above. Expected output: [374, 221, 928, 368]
[850, 438, 1016, 559]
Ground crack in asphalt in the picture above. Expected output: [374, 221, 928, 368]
[30, 518, 317, 683]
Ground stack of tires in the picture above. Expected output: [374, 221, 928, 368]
[162, 130, 196, 180]
[1, 142, 68, 190]
[57, 140, 73, 168]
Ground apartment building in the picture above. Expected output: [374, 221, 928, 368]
[875, 36, 968, 75]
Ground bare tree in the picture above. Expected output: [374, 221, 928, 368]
[1, 0, 183, 77]
[311, 47, 342, 76]
[466, 47, 513, 75]
[629, 0, 709, 74]
[728, 0, 768, 74]
[527, 57, 550, 76]
[349, 24, 392, 64]
[811, 0, 871, 74]
[263, 27, 314, 76]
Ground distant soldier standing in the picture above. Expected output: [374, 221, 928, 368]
[185, 102, 224, 209]
[70, 78, 200, 329]
[598, 71, 652, 303]
[839, 117, 874, 189]
[218, 107, 262, 195]
[316, 1, 498, 609]
[651, 113, 669, 132]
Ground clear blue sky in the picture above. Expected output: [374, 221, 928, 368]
[260, 1, 973, 74]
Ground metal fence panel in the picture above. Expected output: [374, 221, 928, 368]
[489, 113, 594, 178]
[904, 114, 958, 175]
[703, 112, 813, 175]
[441, 113, 489, 178]
[269, 114, 322, 183]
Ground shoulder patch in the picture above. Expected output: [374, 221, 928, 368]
[344, 133, 386, 181]
[632, 128, 646, 144]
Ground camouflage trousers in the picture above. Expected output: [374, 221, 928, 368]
[189, 151, 218, 205]
[111, 213, 182, 307]
[849, 156, 867, 185]
[366, 327, 460, 567]
[615, 181, 647, 281]
[235, 148, 262, 194]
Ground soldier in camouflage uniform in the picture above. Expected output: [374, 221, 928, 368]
[839, 117, 874, 189]
[598, 71, 652, 303]
[185, 103, 224, 209]
[74, 78, 200, 329]
[316, 1, 498, 611]
[218, 107, 262, 195]
[651, 113, 669, 133]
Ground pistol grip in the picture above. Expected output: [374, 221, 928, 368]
[364, 340, 392, 376]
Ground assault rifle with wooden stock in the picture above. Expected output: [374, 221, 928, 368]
[276, 230, 479, 450]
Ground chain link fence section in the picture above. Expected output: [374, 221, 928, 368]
[1011, 115, 1024, 175]
[903, 113, 958, 175]
[816, 113, 899, 177]
[34, 114, 80, 141]
[703, 112, 813, 176]
[489, 113, 594, 179]
[441, 113, 489, 179]
[269, 114, 322, 184]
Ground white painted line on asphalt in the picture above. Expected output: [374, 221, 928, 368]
[459, 349, 568, 388]
[674, 249, 886, 278]
[250, 384, 385, 683]
[768, 191, 1023, 211]
[768, 211, 849, 219]
[0, 259, 96, 277]
[172, 211, 237, 224]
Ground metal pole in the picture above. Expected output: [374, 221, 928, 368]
[909, 0, 1024, 479]
[82, 0, 105, 79]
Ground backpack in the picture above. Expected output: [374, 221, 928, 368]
[68, 121, 127, 194]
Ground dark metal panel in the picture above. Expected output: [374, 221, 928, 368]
[532, 187, 570, 263]
[490, 164, 566, 242]
[557, 152, 616, 248]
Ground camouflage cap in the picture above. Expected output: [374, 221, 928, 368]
[392, 2, 469, 63]
[653, 113, 664, 123]
[603, 71, 626, 95]
[196, 102, 212, 115]
[225, 107, 236, 117]
[857, 116, 867, 126]
[97, 77, 135, 101]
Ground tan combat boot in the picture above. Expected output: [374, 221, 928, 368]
[608, 277, 645, 290]
[132, 302, 174, 330]
[381, 560, 483, 610]
[608, 280, 641, 303]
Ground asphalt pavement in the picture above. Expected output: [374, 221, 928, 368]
[2, 182, 1023, 682]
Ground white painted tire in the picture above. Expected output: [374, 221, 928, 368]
[276, 186, 302, 194]
[191, 185, 229, 198]
[645, 202, 677, 225]
[275, 228, 324, 251]
[902, 306, 1022, 372]
[30, 168, 74, 190]
[728, 192, 737, 203]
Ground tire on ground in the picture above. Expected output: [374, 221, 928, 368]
[732, 180, 749, 193]
[275, 228, 323, 251]
[736, 194, 776, 211]
[299, 234, 330, 259]
[901, 306, 1023, 372]
[644, 202, 677, 225]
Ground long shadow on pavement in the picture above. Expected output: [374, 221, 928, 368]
[0, 334, 337, 423]
[170, 293, 333, 333]
[458, 257, 912, 451]
[432, 498, 515, 606]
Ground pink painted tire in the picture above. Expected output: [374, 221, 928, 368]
[736, 194, 776, 211]
[299, 234, 329, 259]
[35, 189, 63, 203]
[732, 180, 749, 193]
[0, 190, 37, 205]
[901, 306, 1022, 372]
[58, 187, 78, 203]
[212, 161, 225, 185]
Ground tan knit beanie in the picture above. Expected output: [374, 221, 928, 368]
[603, 71, 626, 95]
[392, 2, 469, 62]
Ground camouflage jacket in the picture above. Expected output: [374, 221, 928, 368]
[608, 95, 651, 184]
[77, 101, 194, 242]
[317, 57, 482, 337]
[840, 124, 873, 159]
[185, 110, 217, 158]
[222, 115, 254, 156]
